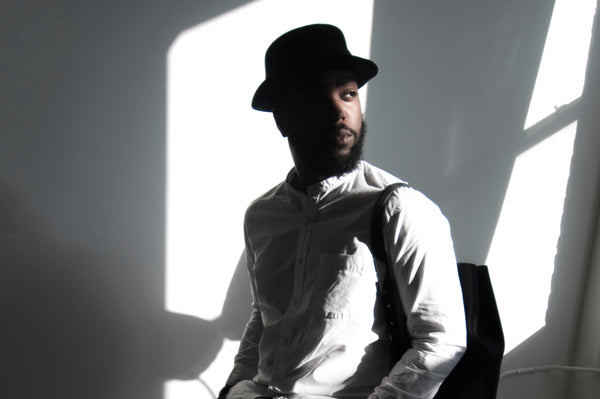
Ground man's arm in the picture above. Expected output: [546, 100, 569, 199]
[370, 188, 467, 399]
[224, 244, 263, 389]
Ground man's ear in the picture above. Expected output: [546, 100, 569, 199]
[273, 108, 287, 137]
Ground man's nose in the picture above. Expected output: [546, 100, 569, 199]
[324, 95, 346, 122]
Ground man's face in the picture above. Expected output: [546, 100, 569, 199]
[275, 69, 364, 178]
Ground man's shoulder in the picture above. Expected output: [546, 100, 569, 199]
[247, 181, 287, 209]
[360, 162, 443, 215]
[360, 161, 405, 189]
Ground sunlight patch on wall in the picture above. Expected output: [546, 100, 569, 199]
[166, 0, 374, 321]
[165, 1, 374, 397]
[523, 0, 595, 129]
[486, 122, 577, 353]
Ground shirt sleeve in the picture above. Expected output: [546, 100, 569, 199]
[369, 187, 467, 399]
[225, 235, 264, 387]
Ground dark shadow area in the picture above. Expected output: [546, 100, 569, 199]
[1, 1, 253, 398]
[0, 178, 225, 398]
[366, 0, 556, 264]
[368, 2, 600, 399]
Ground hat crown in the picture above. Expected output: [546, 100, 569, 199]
[264, 24, 350, 78]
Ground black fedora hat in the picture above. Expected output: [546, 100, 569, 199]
[252, 24, 378, 112]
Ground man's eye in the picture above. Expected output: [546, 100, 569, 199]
[342, 90, 358, 100]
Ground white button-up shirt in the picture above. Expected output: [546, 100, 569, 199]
[226, 161, 466, 399]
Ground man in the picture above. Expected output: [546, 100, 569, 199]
[221, 24, 466, 399]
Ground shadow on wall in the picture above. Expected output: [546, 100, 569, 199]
[499, 6, 600, 398]
[368, 1, 600, 399]
[0, 179, 249, 398]
[366, 0, 556, 263]
[0, 1, 253, 398]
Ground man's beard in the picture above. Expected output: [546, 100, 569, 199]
[293, 117, 367, 179]
[327, 120, 366, 176]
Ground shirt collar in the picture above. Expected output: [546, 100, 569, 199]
[284, 161, 364, 201]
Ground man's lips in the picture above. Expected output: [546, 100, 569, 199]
[334, 126, 356, 146]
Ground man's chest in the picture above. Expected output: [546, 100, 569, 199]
[249, 200, 379, 318]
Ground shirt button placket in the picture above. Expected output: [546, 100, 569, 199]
[299, 194, 319, 292]
[272, 194, 317, 382]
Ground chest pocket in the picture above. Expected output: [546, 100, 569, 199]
[316, 252, 377, 316]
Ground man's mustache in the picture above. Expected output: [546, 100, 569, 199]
[334, 124, 359, 137]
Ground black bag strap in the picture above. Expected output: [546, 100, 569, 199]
[370, 182, 411, 358]
[371, 182, 409, 268]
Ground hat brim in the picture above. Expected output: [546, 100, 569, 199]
[251, 55, 378, 112]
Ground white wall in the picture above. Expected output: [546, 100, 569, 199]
[1, 1, 599, 399]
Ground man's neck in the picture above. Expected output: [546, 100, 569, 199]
[289, 163, 329, 193]
[288, 143, 363, 192]
[290, 159, 361, 193]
